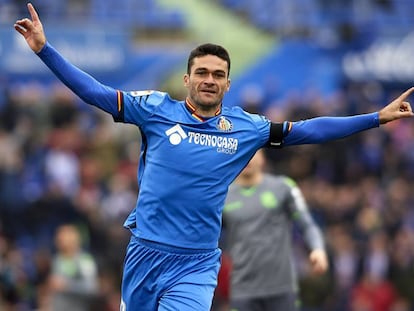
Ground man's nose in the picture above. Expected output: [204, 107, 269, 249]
[204, 73, 215, 83]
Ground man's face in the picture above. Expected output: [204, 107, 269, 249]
[184, 55, 230, 113]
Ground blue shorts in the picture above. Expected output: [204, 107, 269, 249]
[120, 236, 222, 311]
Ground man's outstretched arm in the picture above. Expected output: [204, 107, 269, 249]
[280, 87, 414, 146]
[14, 3, 119, 116]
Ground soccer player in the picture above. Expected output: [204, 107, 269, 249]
[222, 149, 328, 311]
[14, 3, 413, 311]
[48, 224, 100, 310]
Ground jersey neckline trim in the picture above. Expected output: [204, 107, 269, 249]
[185, 98, 221, 122]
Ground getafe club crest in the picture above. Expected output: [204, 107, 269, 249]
[216, 116, 233, 132]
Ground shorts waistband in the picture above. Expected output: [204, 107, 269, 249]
[133, 237, 216, 255]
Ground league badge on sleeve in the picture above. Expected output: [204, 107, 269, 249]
[129, 90, 154, 97]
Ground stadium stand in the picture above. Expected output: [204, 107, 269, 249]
[88, 0, 186, 31]
[0, 0, 187, 31]
[217, 0, 414, 38]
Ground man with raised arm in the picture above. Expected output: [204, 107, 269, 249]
[14, 3, 413, 311]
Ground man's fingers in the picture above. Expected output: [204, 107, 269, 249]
[14, 18, 33, 32]
[398, 86, 414, 101]
[14, 23, 27, 35]
[402, 102, 412, 111]
[27, 3, 40, 23]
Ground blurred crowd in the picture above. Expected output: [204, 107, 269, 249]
[0, 83, 139, 310]
[1, 77, 413, 311]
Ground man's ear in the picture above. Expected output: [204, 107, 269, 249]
[183, 74, 189, 87]
[226, 79, 231, 92]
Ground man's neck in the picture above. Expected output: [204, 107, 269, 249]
[185, 98, 221, 119]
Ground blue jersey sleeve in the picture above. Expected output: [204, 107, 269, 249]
[235, 108, 272, 148]
[115, 90, 170, 126]
[283, 112, 380, 146]
[249, 113, 272, 148]
[36, 42, 119, 116]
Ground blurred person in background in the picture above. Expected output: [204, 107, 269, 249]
[324, 224, 360, 311]
[388, 227, 414, 309]
[0, 234, 24, 310]
[14, 3, 414, 311]
[219, 149, 328, 311]
[349, 230, 398, 311]
[44, 223, 101, 311]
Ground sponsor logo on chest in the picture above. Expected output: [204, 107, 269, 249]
[164, 117, 238, 154]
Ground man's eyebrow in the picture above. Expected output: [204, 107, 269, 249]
[194, 67, 226, 74]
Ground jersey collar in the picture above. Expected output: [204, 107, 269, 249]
[185, 98, 221, 122]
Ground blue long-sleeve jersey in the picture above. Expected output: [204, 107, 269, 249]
[37, 42, 379, 249]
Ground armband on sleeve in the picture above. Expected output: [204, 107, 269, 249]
[267, 122, 290, 148]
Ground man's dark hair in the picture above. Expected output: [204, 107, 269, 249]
[187, 43, 231, 77]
